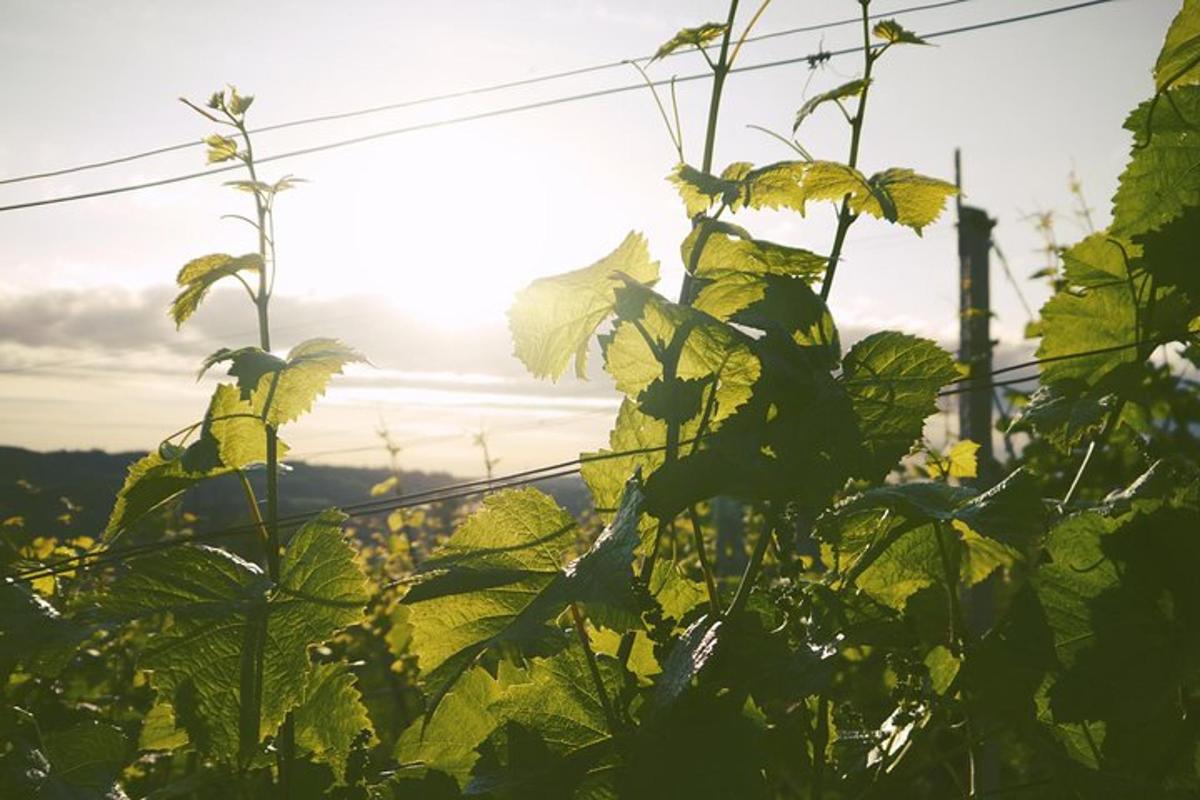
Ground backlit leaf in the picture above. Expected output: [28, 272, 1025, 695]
[1037, 234, 1141, 386]
[1112, 86, 1200, 237]
[652, 21, 728, 61]
[404, 480, 643, 716]
[105, 510, 368, 763]
[794, 79, 869, 132]
[509, 232, 659, 380]
[839, 332, 962, 480]
[491, 647, 621, 753]
[394, 666, 501, 787]
[872, 19, 929, 45]
[927, 439, 979, 480]
[1154, 0, 1200, 90]
[292, 662, 376, 780]
[170, 253, 262, 327]
[604, 280, 760, 429]
[203, 338, 366, 426]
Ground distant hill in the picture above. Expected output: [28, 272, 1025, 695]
[0, 446, 590, 539]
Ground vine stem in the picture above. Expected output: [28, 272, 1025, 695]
[235, 111, 291, 800]
[1061, 398, 1125, 507]
[819, 0, 877, 303]
[570, 603, 619, 734]
[619, 0, 741, 671]
[687, 506, 722, 614]
[812, 693, 830, 800]
[727, 506, 777, 618]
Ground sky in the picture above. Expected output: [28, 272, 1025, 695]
[0, 0, 1183, 477]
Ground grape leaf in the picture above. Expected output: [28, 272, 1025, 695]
[682, 222, 826, 282]
[1036, 234, 1141, 386]
[1112, 86, 1200, 237]
[41, 721, 129, 796]
[652, 615, 723, 712]
[1133, 203, 1200, 300]
[818, 471, 1043, 609]
[105, 383, 284, 539]
[839, 332, 962, 480]
[170, 253, 262, 327]
[1034, 482, 1200, 784]
[794, 79, 869, 132]
[866, 168, 957, 234]
[873, 19, 929, 45]
[652, 21, 727, 61]
[667, 163, 749, 217]
[736, 162, 955, 232]
[403, 480, 644, 717]
[1154, 0, 1200, 90]
[105, 510, 368, 764]
[581, 399, 672, 517]
[509, 232, 659, 380]
[604, 280, 760, 429]
[139, 702, 189, 751]
[491, 647, 621, 753]
[292, 662, 376, 780]
[395, 666, 501, 788]
[204, 134, 239, 164]
[0, 578, 92, 676]
[203, 338, 366, 426]
[926, 440, 979, 480]
[1008, 383, 1116, 453]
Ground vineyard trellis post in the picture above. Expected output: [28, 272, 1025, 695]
[955, 149, 997, 481]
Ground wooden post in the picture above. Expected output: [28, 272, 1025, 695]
[955, 150, 996, 475]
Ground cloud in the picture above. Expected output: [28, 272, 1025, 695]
[0, 283, 617, 398]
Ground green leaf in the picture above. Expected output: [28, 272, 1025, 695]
[395, 666, 501, 788]
[139, 702, 189, 751]
[924, 645, 960, 695]
[683, 222, 827, 283]
[1009, 383, 1116, 453]
[404, 481, 643, 716]
[1154, 0, 1200, 90]
[667, 163, 748, 217]
[794, 79, 869, 132]
[872, 19, 929, 45]
[227, 88, 254, 115]
[865, 168, 957, 233]
[292, 662, 376, 780]
[736, 162, 955, 233]
[491, 647, 621, 754]
[653, 615, 722, 712]
[106, 510, 368, 764]
[203, 134, 239, 163]
[581, 400, 667, 515]
[42, 721, 128, 795]
[818, 471, 1043, 609]
[652, 21, 728, 61]
[1032, 485, 1200, 783]
[1112, 86, 1200, 237]
[604, 280, 760, 430]
[1036, 234, 1141, 386]
[170, 253, 262, 327]
[1133, 203, 1200, 300]
[926, 439, 979, 480]
[203, 338, 365, 425]
[509, 232, 659, 380]
[405, 491, 578, 710]
[740, 160, 852, 213]
[0, 578, 92, 676]
[561, 475, 645, 627]
[105, 383, 283, 539]
[839, 332, 962, 480]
